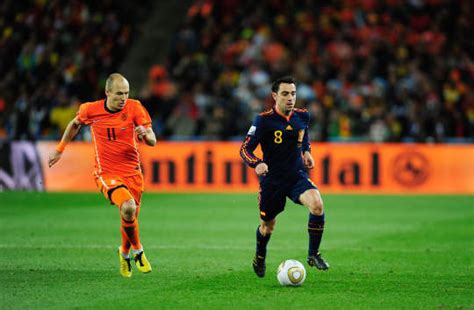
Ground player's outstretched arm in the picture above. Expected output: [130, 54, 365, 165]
[135, 126, 156, 146]
[48, 117, 82, 167]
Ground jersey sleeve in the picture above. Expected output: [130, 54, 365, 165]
[133, 101, 152, 128]
[302, 111, 311, 153]
[76, 103, 92, 125]
[240, 115, 263, 168]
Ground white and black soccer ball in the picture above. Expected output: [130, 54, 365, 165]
[277, 259, 306, 286]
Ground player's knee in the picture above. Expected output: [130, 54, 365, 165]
[261, 221, 275, 235]
[120, 199, 137, 221]
[302, 189, 324, 216]
[309, 196, 324, 216]
[261, 225, 273, 235]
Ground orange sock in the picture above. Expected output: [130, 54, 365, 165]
[121, 218, 142, 251]
[120, 229, 132, 255]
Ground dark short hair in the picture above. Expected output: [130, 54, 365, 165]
[271, 76, 296, 93]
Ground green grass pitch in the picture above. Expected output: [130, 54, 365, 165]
[1, 192, 473, 309]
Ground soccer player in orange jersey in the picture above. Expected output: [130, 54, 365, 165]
[48, 73, 156, 277]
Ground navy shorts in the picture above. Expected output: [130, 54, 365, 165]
[258, 171, 317, 221]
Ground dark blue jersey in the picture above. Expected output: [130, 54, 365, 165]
[240, 107, 311, 179]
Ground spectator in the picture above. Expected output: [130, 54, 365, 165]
[1, 0, 151, 140]
[155, 0, 472, 142]
[1, 0, 472, 143]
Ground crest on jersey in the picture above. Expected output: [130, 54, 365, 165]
[121, 113, 128, 121]
[247, 125, 256, 136]
[286, 125, 293, 130]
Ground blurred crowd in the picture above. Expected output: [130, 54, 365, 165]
[0, 0, 151, 140]
[1, 0, 473, 143]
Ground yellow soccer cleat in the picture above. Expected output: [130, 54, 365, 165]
[134, 251, 152, 273]
[118, 247, 132, 278]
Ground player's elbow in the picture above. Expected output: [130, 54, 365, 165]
[146, 138, 156, 146]
[144, 130, 156, 146]
[239, 147, 245, 161]
[239, 146, 250, 163]
[71, 117, 82, 128]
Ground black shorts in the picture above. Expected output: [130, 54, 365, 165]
[258, 171, 318, 221]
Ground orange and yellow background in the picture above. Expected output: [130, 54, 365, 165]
[37, 142, 474, 194]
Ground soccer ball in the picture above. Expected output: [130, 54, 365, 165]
[277, 259, 306, 286]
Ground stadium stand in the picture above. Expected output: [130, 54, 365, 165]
[1, 0, 472, 142]
[0, 0, 151, 140]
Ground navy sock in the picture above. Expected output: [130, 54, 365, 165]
[256, 226, 271, 258]
[308, 213, 325, 256]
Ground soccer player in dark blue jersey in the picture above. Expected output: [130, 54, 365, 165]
[240, 76, 329, 278]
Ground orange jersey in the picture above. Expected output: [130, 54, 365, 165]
[77, 99, 152, 177]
